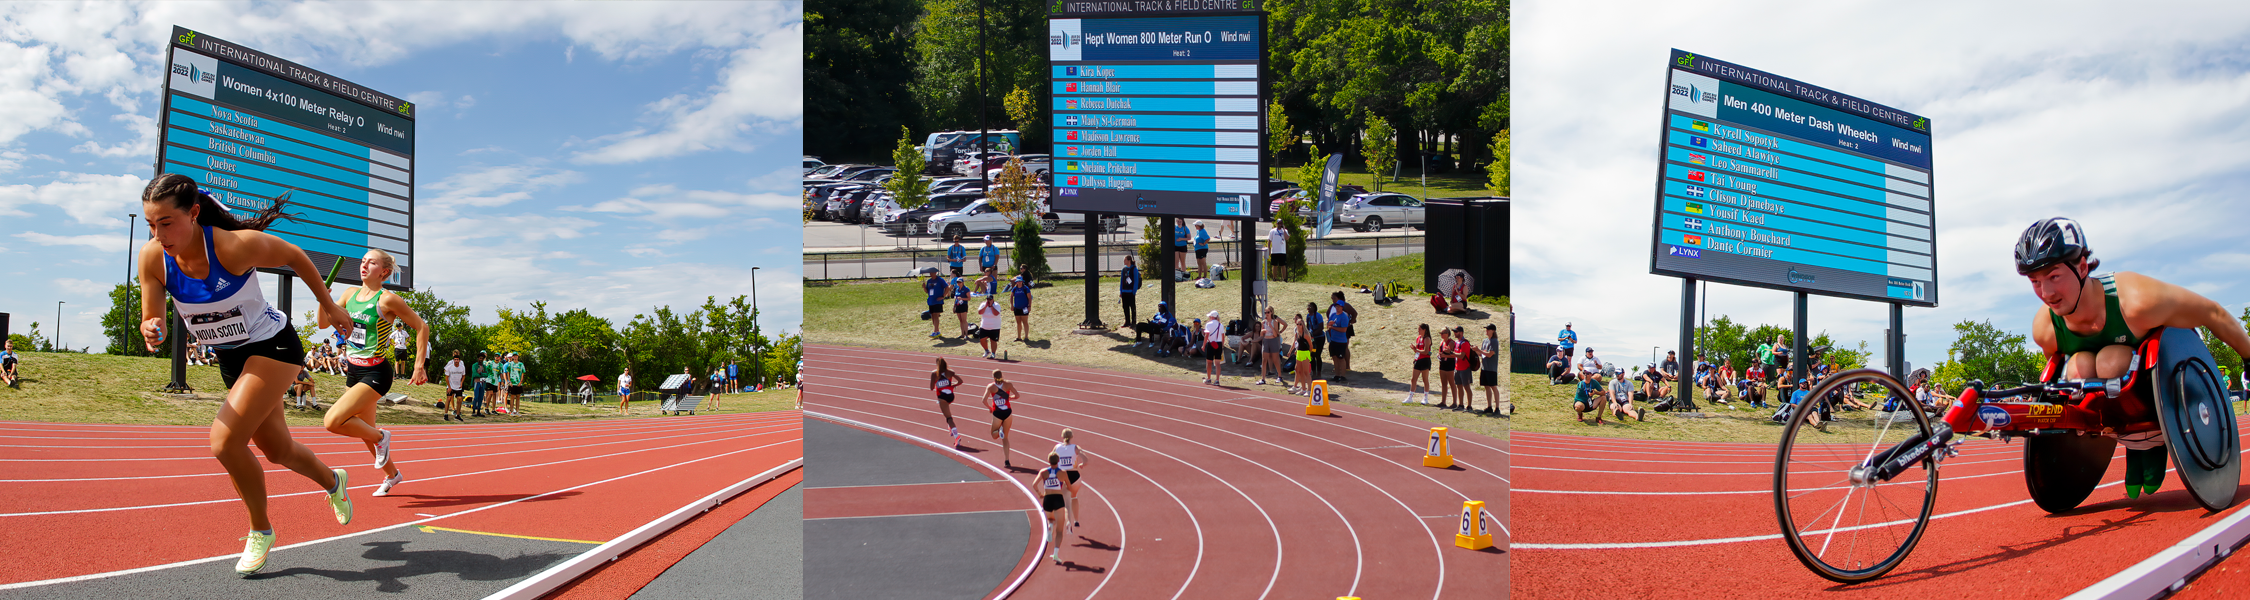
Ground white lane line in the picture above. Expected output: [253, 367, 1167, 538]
[0, 439, 799, 591]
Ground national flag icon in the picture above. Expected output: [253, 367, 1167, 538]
[1065, 161, 1080, 171]
[1690, 136, 1708, 148]
[1066, 146, 1080, 156]
[1684, 234, 1704, 246]
[1685, 202, 1706, 215]
[1691, 120, 1711, 132]
[1066, 67, 1078, 76]
[1683, 217, 1705, 231]
[1687, 170, 1708, 182]
[1066, 176, 1080, 186]
[1066, 130, 1079, 140]
[1066, 100, 1078, 109]
[1684, 185, 1707, 199]
[1065, 116, 1080, 126]
[1066, 82, 1078, 92]
[1688, 153, 1708, 165]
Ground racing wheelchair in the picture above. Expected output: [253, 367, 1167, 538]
[1770, 327, 2242, 583]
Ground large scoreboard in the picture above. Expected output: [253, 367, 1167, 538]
[1650, 50, 1936, 307]
[1047, 3, 1264, 219]
[158, 26, 415, 289]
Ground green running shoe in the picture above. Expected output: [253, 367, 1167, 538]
[327, 468, 353, 524]
[235, 530, 275, 576]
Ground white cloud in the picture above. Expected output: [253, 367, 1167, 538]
[570, 22, 803, 164]
[0, 172, 146, 226]
[70, 113, 156, 158]
[1513, 0, 2250, 370]
[563, 183, 798, 222]
[52, 277, 111, 297]
[15, 232, 129, 255]
[423, 165, 584, 209]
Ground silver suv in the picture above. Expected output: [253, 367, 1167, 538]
[1337, 193, 1427, 232]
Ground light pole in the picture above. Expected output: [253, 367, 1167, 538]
[56, 301, 63, 353]
[750, 266, 762, 389]
[125, 213, 136, 354]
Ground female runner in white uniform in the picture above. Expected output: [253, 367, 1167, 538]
[929, 358, 963, 447]
[1053, 429, 1086, 529]
[1036, 451, 1074, 565]
[986, 371, 1021, 470]
[135, 174, 355, 576]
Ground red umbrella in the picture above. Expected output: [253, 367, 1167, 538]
[576, 375, 601, 381]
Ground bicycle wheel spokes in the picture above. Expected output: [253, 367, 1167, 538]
[1773, 369, 1940, 583]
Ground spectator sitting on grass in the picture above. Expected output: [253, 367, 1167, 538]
[1573, 370, 1606, 425]
[1608, 365, 1646, 422]
[1446, 273, 1471, 315]
[1139, 300, 1175, 349]
[1, 340, 19, 388]
[1642, 363, 1671, 403]
[1546, 347, 1573, 384]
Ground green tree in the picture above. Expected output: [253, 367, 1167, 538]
[102, 283, 157, 357]
[1137, 217, 1166, 278]
[887, 126, 932, 211]
[1004, 85, 1038, 142]
[24, 322, 49, 352]
[806, 0, 922, 163]
[1267, 100, 1294, 163]
[1935, 319, 2045, 389]
[1275, 198, 1310, 281]
[909, 0, 1048, 148]
[396, 289, 482, 367]
[1295, 144, 1330, 192]
[2200, 306, 2250, 387]
[1487, 129, 1509, 196]
[987, 157, 1050, 279]
[1363, 116, 1397, 190]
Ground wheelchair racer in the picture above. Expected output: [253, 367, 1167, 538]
[2016, 217, 2250, 499]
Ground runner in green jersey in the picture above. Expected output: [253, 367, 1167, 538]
[322, 249, 429, 498]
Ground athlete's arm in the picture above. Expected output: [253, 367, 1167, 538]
[2030, 305, 2059, 357]
[136, 241, 171, 351]
[2116, 272, 2250, 358]
[383, 293, 432, 385]
[222, 229, 352, 335]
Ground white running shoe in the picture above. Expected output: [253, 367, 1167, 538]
[326, 468, 353, 524]
[373, 470, 404, 497]
[372, 429, 393, 469]
[1401, 394, 1416, 404]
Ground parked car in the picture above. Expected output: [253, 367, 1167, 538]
[955, 152, 1015, 177]
[921, 130, 1022, 173]
[838, 187, 885, 224]
[807, 163, 875, 180]
[1336, 193, 1427, 232]
[926, 199, 1033, 241]
[802, 157, 825, 174]
[988, 154, 1051, 180]
[884, 192, 985, 235]
[840, 167, 896, 183]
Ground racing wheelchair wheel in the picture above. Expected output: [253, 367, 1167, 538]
[2152, 327, 2242, 511]
[2022, 432, 2116, 514]
[1773, 368, 1938, 583]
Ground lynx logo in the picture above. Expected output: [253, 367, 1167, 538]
[1059, 187, 1078, 196]
[168, 51, 220, 98]
[1787, 267, 1816, 284]
[1668, 70, 1721, 118]
[1668, 245, 1702, 258]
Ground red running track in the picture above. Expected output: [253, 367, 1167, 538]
[1510, 419, 2250, 599]
[806, 344, 1508, 600]
[0, 411, 802, 588]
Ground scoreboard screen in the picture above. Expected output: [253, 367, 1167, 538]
[1650, 49, 1936, 307]
[1047, 13, 1263, 219]
[158, 27, 415, 289]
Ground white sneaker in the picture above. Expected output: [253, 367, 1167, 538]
[373, 470, 404, 497]
[372, 429, 393, 469]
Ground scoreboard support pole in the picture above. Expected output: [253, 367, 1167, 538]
[166, 311, 191, 392]
[1678, 278, 1696, 409]
[1161, 218, 1178, 317]
[1791, 291, 1810, 408]
[1241, 216, 1258, 329]
[1080, 213, 1106, 330]
[1888, 302, 1905, 380]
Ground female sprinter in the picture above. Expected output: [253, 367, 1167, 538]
[1054, 428, 1087, 529]
[324, 249, 429, 498]
[1405, 323, 1433, 405]
[1036, 451, 1074, 565]
[987, 370, 1021, 470]
[930, 358, 964, 447]
[136, 174, 354, 575]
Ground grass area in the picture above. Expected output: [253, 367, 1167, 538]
[806, 253, 1511, 440]
[1278, 162, 1494, 200]
[0, 351, 797, 426]
[1509, 371, 1935, 444]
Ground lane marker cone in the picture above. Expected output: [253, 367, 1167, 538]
[1306, 380, 1331, 416]
[1423, 426, 1453, 468]
[1457, 500, 1493, 550]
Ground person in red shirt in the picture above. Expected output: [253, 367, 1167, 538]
[1404, 324, 1433, 405]
[1452, 327, 1477, 410]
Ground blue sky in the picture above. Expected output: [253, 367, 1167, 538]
[1513, 0, 2250, 371]
[0, 1, 803, 351]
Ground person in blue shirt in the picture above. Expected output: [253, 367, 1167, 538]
[1, 339, 19, 388]
[1557, 323, 1577, 363]
[924, 271, 948, 338]
[1192, 221, 1212, 279]
[1786, 378, 1827, 432]
[947, 240, 968, 277]
[727, 360, 740, 394]
[950, 273, 973, 337]
[1009, 275, 1034, 342]
[979, 235, 1000, 273]
[1326, 299, 1354, 382]
[1143, 300, 1174, 350]
[1119, 254, 1142, 327]
[1173, 218, 1190, 272]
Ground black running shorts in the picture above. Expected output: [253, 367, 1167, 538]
[216, 328, 305, 390]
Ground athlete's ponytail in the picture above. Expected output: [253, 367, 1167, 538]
[141, 173, 291, 231]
